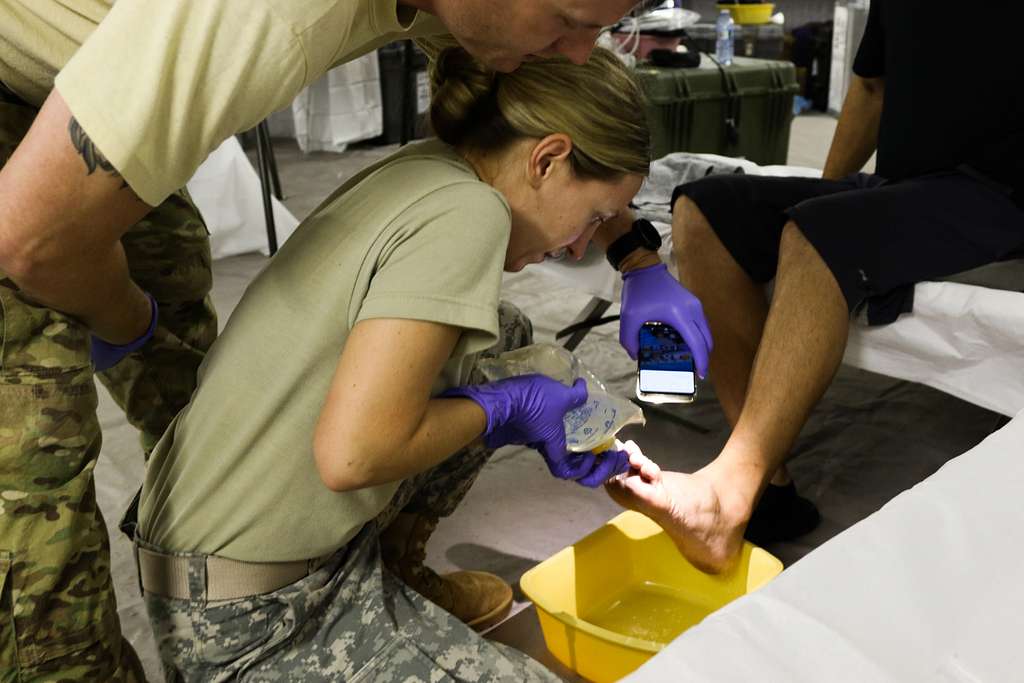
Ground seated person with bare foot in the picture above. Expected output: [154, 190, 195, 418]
[607, 0, 1024, 574]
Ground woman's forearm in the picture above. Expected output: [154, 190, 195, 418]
[314, 396, 487, 492]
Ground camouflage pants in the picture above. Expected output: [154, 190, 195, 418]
[0, 94, 216, 680]
[142, 303, 557, 682]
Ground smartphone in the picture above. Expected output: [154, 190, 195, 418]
[636, 322, 696, 404]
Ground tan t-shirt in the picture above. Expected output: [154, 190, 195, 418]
[137, 139, 511, 562]
[0, 0, 448, 205]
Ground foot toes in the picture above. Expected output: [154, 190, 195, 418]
[619, 439, 643, 459]
[640, 460, 661, 481]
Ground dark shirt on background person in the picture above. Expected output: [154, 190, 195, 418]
[853, 0, 1024, 206]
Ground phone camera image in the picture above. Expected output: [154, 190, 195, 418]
[637, 322, 696, 402]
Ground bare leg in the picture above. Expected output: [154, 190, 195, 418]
[611, 221, 849, 571]
[673, 197, 790, 485]
[713, 221, 849, 501]
[673, 195, 767, 426]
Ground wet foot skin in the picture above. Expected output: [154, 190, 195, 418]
[605, 442, 750, 574]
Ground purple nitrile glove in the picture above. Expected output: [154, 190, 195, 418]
[441, 375, 630, 486]
[91, 292, 158, 372]
[619, 263, 713, 378]
[556, 447, 630, 488]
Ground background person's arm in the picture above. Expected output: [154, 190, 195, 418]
[0, 89, 153, 343]
[313, 318, 487, 492]
[821, 75, 885, 180]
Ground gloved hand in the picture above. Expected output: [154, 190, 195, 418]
[91, 292, 158, 372]
[619, 263, 713, 378]
[552, 446, 630, 488]
[442, 375, 630, 487]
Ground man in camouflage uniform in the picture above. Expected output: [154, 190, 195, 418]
[0, 0, 643, 679]
[0, 83, 214, 681]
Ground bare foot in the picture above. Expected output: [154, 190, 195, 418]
[605, 442, 751, 574]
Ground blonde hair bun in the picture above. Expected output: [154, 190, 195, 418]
[429, 49, 496, 146]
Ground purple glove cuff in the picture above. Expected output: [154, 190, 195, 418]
[621, 262, 668, 282]
[439, 383, 513, 448]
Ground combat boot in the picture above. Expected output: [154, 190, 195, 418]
[380, 512, 513, 632]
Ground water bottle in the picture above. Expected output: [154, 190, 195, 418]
[715, 9, 735, 65]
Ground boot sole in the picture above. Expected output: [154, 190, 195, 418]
[467, 589, 514, 633]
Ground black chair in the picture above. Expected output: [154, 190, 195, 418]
[254, 119, 283, 255]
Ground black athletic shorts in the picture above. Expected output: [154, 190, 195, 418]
[672, 171, 1024, 324]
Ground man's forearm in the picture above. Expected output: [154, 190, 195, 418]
[16, 240, 154, 344]
[0, 89, 153, 342]
[821, 75, 884, 180]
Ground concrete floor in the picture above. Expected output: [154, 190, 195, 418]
[98, 114, 991, 681]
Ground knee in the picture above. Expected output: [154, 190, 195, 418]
[496, 301, 533, 352]
[778, 221, 846, 310]
[672, 196, 736, 282]
[672, 196, 716, 256]
[779, 220, 819, 265]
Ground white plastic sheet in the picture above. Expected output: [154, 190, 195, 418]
[624, 409, 1024, 682]
[845, 282, 1024, 417]
[185, 137, 299, 259]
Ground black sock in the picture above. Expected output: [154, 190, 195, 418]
[744, 481, 821, 546]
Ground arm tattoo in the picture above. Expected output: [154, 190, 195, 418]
[68, 117, 124, 180]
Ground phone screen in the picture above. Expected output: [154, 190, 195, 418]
[638, 323, 695, 396]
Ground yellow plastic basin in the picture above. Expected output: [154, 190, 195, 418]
[520, 511, 783, 682]
[718, 2, 775, 25]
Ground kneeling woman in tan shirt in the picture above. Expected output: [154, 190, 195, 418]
[134, 47, 649, 681]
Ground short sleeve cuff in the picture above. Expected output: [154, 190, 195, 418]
[851, 1, 885, 79]
[55, 68, 169, 207]
[852, 58, 885, 79]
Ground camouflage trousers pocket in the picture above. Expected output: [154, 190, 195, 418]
[348, 634, 447, 683]
[0, 464, 119, 671]
[97, 321, 209, 455]
[145, 589, 289, 681]
[0, 283, 92, 379]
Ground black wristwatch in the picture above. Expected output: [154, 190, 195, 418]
[605, 218, 662, 271]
